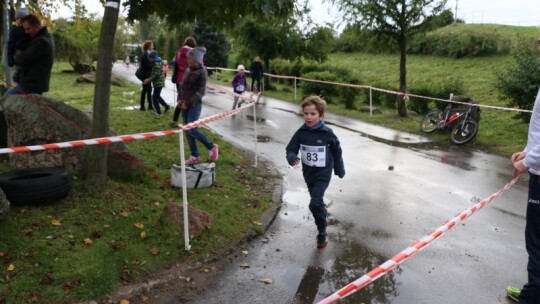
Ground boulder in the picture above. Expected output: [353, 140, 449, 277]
[76, 72, 126, 87]
[159, 202, 213, 237]
[0, 187, 9, 221]
[0, 95, 144, 179]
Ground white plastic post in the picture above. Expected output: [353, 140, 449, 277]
[252, 100, 258, 168]
[294, 77, 297, 101]
[369, 87, 373, 116]
[179, 130, 191, 251]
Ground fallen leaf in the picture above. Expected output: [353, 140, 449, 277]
[201, 268, 209, 273]
[0, 252, 5, 257]
[239, 263, 250, 269]
[40, 272, 54, 285]
[51, 219, 61, 226]
[134, 222, 144, 229]
[63, 276, 81, 293]
[260, 278, 273, 284]
[149, 248, 160, 255]
[83, 238, 93, 246]
[93, 231, 104, 238]
[29, 296, 39, 303]
[252, 221, 263, 226]
[119, 300, 130, 304]
[241, 250, 249, 255]
[140, 295, 149, 302]
[20, 229, 33, 236]
[121, 211, 129, 217]
[7, 264, 14, 271]
[140, 231, 147, 239]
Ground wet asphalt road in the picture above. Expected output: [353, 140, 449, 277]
[114, 64, 528, 304]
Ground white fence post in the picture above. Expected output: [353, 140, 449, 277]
[179, 131, 191, 251]
[253, 101, 258, 168]
[294, 77, 297, 101]
[369, 87, 373, 116]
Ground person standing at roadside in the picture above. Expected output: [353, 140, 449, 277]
[249, 56, 263, 93]
[507, 86, 540, 304]
[285, 96, 345, 249]
[6, 14, 54, 96]
[170, 36, 196, 128]
[178, 46, 219, 165]
[231, 64, 247, 109]
[139, 40, 154, 111]
[144, 51, 170, 118]
[7, 7, 31, 84]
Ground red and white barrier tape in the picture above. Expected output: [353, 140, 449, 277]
[317, 176, 520, 304]
[0, 85, 257, 155]
[206, 67, 532, 113]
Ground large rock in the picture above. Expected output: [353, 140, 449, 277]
[76, 72, 126, 87]
[0, 188, 9, 221]
[159, 202, 213, 237]
[1, 95, 144, 179]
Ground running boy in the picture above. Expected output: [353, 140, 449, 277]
[285, 95, 345, 249]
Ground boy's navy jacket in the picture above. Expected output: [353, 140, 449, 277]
[286, 122, 345, 183]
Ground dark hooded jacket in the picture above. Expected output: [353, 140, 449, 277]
[286, 121, 345, 183]
[14, 26, 54, 93]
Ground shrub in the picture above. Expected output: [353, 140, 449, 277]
[496, 40, 540, 122]
[300, 71, 339, 104]
[407, 78, 465, 114]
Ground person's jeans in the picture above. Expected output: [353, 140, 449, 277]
[140, 82, 153, 109]
[152, 87, 169, 114]
[520, 173, 540, 304]
[181, 103, 213, 157]
[306, 180, 330, 235]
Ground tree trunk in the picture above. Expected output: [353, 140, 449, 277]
[86, 0, 120, 188]
[397, 35, 407, 117]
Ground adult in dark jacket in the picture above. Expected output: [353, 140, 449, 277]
[7, 7, 31, 78]
[6, 14, 54, 95]
[139, 40, 154, 111]
[249, 56, 263, 93]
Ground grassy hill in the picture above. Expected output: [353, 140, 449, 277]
[218, 24, 540, 156]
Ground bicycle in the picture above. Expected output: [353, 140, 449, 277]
[419, 103, 479, 145]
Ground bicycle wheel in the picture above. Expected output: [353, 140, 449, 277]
[419, 109, 443, 133]
[450, 119, 478, 144]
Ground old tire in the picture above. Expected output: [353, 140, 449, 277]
[0, 167, 70, 205]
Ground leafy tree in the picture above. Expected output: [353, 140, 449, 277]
[496, 39, 540, 122]
[331, 0, 447, 117]
[192, 23, 230, 71]
[234, 17, 333, 88]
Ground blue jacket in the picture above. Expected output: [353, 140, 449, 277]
[286, 121, 345, 183]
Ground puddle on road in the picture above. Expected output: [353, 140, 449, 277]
[291, 241, 400, 304]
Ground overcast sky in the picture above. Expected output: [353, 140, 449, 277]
[64, 0, 540, 28]
[309, 0, 540, 27]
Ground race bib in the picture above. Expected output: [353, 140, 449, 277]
[236, 85, 245, 91]
[300, 144, 326, 167]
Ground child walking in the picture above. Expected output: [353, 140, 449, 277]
[232, 64, 247, 109]
[285, 96, 345, 249]
[144, 51, 170, 117]
[178, 46, 219, 164]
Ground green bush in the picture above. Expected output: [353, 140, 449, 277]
[407, 78, 465, 114]
[496, 40, 540, 122]
[339, 77, 363, 109]
[300, 71, 339, 103]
